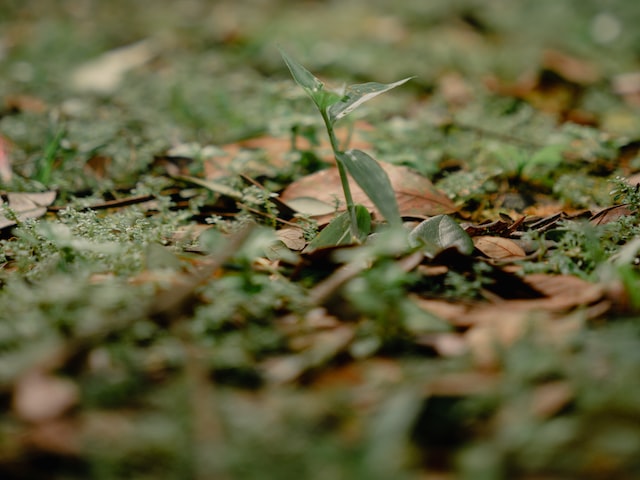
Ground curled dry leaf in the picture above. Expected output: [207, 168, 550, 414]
[473, 236, 526, 260]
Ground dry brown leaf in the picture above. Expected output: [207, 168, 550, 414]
[276, 226, 307, 251]
[13, 371, 79, 423]
[22, 419, 82, 456]
[542, 49, 600, 85]
[4, 94, 47, 114]
[590, 204, 633, 225]
[521, 274, 604, 309]
[473, 236, 526, 259]
[203, 123, 373, 180]
[409, 297, 471, 327]
[280, 162, 456, 218]
[0, 135, 13, 182]
[465, 311, 584, 368]
[531, 381, 574, 418]
[262, 325, 355, 384]
[413, 274, 606, 367]
[426, 371, 500, 396]
[71, 39, 158, 93]
[414, 333, 468, 357]
[0, 191, 57, 229]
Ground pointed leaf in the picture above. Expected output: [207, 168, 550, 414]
[337, 149, 401, 226]
[280, 49, 341, 110]
[304, 205, 370, 252]
[280, 49, 324, 93]
[409, 215, 474, 258]
[328, 77, 413, 124]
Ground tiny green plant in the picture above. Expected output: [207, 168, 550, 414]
[280, 49, 411, 243]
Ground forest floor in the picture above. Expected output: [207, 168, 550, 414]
[1, 1, 640, 478]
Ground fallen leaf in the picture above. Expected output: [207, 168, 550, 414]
[262, 325, 355, 384]
[0, 191, 57, 229]
[276, 226, 306, 251]
[13, 371, 79, 423]
[22, 418, 82, 456]
[3, 94, 47, 114]
[0, 135, 12, 182]
[531, 381, 574, 418]
[281, 162, 456, 218]
[426, 371, 500, 396]
[590, 204, 633, 225]
[414, 333, 468, 357]
[201, 123, 373, 180]
[71, 39, 158, 93]
[473, 236, 526, 259]
[542, 49, 600, 85]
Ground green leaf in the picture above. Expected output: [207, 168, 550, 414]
[337, 149, 401, 227]
[280, 49, 324, 93]
[327, 77, 413, 125]
[280, 49, 341, 111]
[304, 205, 370, 252]
[408, 215, 474, 258]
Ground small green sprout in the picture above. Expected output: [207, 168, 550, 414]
[280, 49, 411, 243]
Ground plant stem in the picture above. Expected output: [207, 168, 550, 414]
[321, 109, 359, 240]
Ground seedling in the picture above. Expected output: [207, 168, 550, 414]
[280, 49, 410, 243]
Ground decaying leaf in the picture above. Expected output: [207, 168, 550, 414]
[261, 325, 356, 384]
[281, 162, 456, 218]
[0, 135, 13, 182]
[409, 215, 474, 258]
[473, 236, 526, 260]
[0, 191, 56, 229]
[71, 39, 158, 93]
[277, 226, 306, 251]
[13, 370, 79, 423]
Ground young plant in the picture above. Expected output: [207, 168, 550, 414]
[280, 49, 411, 243]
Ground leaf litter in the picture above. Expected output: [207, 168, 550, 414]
[1, 1, 640, 478]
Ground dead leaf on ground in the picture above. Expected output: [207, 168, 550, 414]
[262, 325, 355, 384]
[187, 122, 373, 180]
[485, 49, 599, 122]
[590, 204, 633, 225]
[277, 226, 306, 251]
[21, 418, 82, 456]
[465, 310, 584, 368]
[0, 191, 57, 229]
[13, 370, 79, 423]
[531, 381, 574, 418]
[414, 333, 468, 357]
[3, 94, 47, 114]
[0, 135, 13, 182]
[280, 162, 456, 219]
[473, 236, 526, 260]
[426, 371, 501, 396]
[542, 49, 600, 85]
[71, 39, 158, 93]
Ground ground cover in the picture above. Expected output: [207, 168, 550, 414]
[1, 1, 640, 478]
